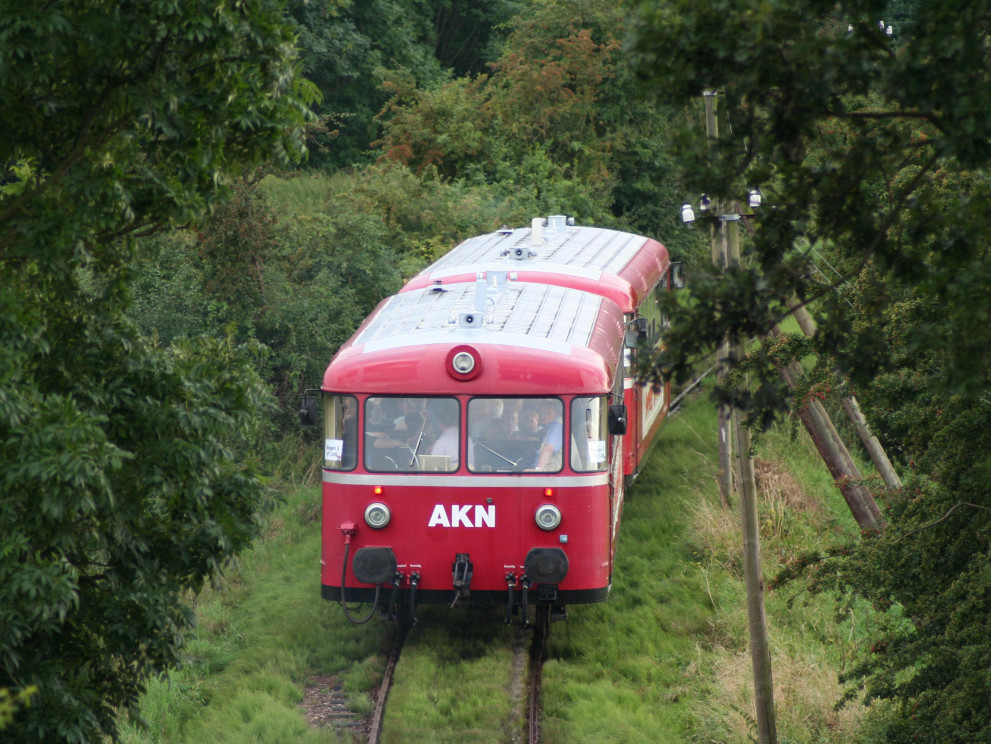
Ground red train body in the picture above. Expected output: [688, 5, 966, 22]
[306, 217, 677, 624]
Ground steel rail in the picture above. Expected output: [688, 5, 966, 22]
[367, 624, 408, 744]
[527, 606, 551, 744]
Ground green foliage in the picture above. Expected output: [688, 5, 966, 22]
[372, 0, 692, 239]
[0, 313, 276, 742]
[286, 0, 523, 168]
[129, 176, 376, 427]
[0, 0, 311, 247]
[630, 1, 991, 739]
[0, 687, 36, 731]
[0, 1, 311, 740]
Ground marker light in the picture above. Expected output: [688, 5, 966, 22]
[535, 504, 562, 531]
[373, 485, 384, 496]
[364, 502, 392, 529]
[544, 488, 554, 497]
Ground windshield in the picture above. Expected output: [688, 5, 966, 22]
[467, 397, 563, 473]
[364, 396, 460, 472]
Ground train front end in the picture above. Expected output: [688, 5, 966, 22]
[312, 279, 628, 624]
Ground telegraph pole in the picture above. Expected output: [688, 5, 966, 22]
[726, 211, 777, 744]
[704, 91, 734, 506]
[692, 90, 776, 744]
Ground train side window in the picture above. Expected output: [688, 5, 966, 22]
[364, 396, 459, 472]
[323, 395, 357, 470]
[570, 396, 609, 472]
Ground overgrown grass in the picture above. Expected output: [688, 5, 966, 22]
[119, 483, 392, 744]
[380, 607, 521, 743]
[538, 394, 876, 744]
[121, 392, 881, 743]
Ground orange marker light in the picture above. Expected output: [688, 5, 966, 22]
[373, 485, 384, 496]
[544, 488, 554, 497]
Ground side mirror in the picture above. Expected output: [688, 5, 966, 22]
[670, 261, 686, 289]
[299, 395, 319, 428]
[624, 318, 649, 348]
[607, 404, 628, 436]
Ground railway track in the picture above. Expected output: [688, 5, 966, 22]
[362, 608, 551, 744]
[367, 623, 408, 744]
[527, 606, 551, 744]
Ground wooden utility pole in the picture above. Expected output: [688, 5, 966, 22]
[705, 91, 734, 506]
[727, 210, 777, 744]
[779, 359, 885, 531]
[786, 299, 902, 491]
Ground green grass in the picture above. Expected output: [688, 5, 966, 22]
[538, 394, 875, 744]
[539, 398, 722, 744]
[381, 607, 522, 744]
[120, 485, 392, 744]
[121, 392, 881, 743]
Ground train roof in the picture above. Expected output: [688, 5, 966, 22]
[323, 278, 625, 396]
[400, 218, 670, 313]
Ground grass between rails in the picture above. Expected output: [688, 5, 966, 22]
[121, 392, 880, 743]
[379, 607, 522, 744]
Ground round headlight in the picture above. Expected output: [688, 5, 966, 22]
[452, 351, 475, 375]
[534, 504, 562, 531]
[364, 502, 391, 529]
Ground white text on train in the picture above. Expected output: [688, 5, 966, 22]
[427, 504, 496, 528]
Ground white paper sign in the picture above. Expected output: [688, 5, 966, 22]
[589, 440, 606, 463]
[325, 438, 344, 461]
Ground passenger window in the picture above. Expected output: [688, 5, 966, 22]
[323, 395, 358, 471]
[570, 396, 609, 472]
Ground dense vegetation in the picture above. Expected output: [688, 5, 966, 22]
[629, 1, 991, 741]
[2, 0, 989, 742]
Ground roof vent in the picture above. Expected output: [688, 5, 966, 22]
[530, 217, 545, 249]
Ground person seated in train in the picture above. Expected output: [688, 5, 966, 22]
[368, 412, 422, 447]
[391, 397, 423, 432]
[499, 408, 520, 439]
[517, 407, 544, 441]
[527, 400, 563, 471]
[469, 398, 504, 439]
[429, 406, 461, 468]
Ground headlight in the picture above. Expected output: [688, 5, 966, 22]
[452, 351, 475, 374]
[534, 504, 562, 531]
[364, 502, 391, 529]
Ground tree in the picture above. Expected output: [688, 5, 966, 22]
[0, 1, 311, 740]
[285, 0, 523, 169]
[629, 1, 991, 740]
[372, 0, 697, 242]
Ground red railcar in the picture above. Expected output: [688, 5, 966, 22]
[402, 216, 679, 482]
[303, 218, 677, 624]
